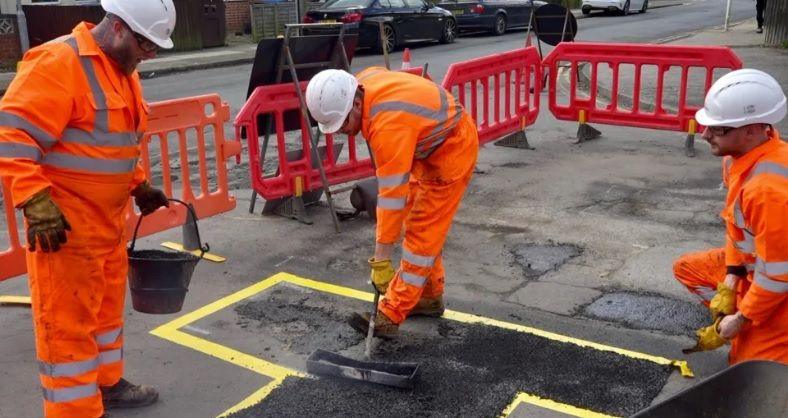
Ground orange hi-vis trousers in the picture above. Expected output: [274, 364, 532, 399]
[673, 248, 788, 364]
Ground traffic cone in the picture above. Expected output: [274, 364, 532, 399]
[401, 48, 411, 70]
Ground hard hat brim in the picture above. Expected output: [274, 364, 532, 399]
[154, 37, 174, 50]
[317, 108, 350, 134]
[695, 108, 721, 128]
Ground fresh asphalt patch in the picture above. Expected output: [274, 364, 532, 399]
[582, 291, 709, 335]
[228, 285, 672, 417]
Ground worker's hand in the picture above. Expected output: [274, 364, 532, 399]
[682, 318, 726, 354]
[709, 282, 736, 321]
[131, 182, 169, 215]
[718, 312, 749, 340]
[23, 189, 71, 253]
[369, 257, 395, 294]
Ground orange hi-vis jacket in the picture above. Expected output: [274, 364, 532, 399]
[0, 22, 149, 418]
[721, 129, 788, 362]
[358, 67, 477, 245]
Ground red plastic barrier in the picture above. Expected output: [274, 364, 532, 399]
[542, 42, 743, 132]
[235, 82, 375, 201]
[442, 47, 542, 145]
[0, 94, 241, 281]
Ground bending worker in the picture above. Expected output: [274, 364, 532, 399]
[0, 0, 174, 416]
[306, 67, 478, 338]
[674, 69, 787, 364]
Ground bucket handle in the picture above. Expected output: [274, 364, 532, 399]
[128, 198, 210, 258]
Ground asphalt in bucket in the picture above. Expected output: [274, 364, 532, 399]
[229, 287, 672, 417]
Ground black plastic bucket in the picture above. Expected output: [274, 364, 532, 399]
[127, 199, 209, 314]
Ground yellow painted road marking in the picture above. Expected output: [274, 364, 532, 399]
[501, 392, 618, 418]
[0, 295, 31, 306]
[160, 241, 227, 263]
[150, 272, 693, 418]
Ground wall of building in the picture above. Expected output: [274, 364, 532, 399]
[0, 15, 20, 68]
[225, 0, 252, 35]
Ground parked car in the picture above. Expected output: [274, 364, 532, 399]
[435, 0, 546, 36]
[302, 0, 458, 52]
[581, 0, 648, 15]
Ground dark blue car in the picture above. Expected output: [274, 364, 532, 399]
[303, 0, 458, 52]
[435, 0, 546, 35]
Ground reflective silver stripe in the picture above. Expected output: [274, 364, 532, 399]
[695, 286, 716, 301]
[0, 111, 58, 148]
[377, 173, 410, 189]
[65, 38, 109, 133]
[371, 101, 440, 120]
[733, 201, 746, 229]
[42, 152, 137, 174]
[39, 357, 98, 378]
[746, 263, 755, 272]
[401, 271, 426, 287]
[42, 383, 97, 403]
[0, 142, 41, 160]
[753, 271, 788, 293]
[756, 259, 788, 276]
[96, 327, 122, 346]
[62, 128, 137, 147]
[734, 238, 754, 253]
[747, 161, 788, 181]
[377, 196, 406, 210]
[403, 248, 435, 267]
[99, 349, 123, 365]
[417, 97, 463, 160]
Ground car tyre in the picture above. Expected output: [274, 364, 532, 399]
[639, 0, 648, 13]
[492, 14, 506, 36]
[621, 0, 630, 15]
[440, 18, 457, 44]
[581, 7, 591, 15]
[375, 23, 396, 54]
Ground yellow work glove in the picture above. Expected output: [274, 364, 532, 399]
[131, 181, 169, 216]
[369, 257, 395, 294]
[682, 317, 726, 354]
[709, 282, 736, 321]
[23, 190, 71, 253]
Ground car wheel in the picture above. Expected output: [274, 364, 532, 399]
[376, 24, 396, 54]
[621, 0, 630, 15]
[492, 14, 506, 36]
[639, 0, 648, 13]
[582, 7, 591, 15]
[440, 18, 457, 44]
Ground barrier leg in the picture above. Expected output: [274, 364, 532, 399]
[495, 116, 535, 149]
[249, 190, 258, 214]
[685, 119, 697, 158]
[272, 176, 313, 225]
[576, 109, 601, 143]
[182, 203, 200, 251]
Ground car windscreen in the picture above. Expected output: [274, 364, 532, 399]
[322, 0, 374, 9]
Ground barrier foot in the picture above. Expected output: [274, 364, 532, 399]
[575, 122, 601, 143]
[0, 296, 31, 307]
[249, 190, 258, 214]
[161, 242, 227, 263]
[685, 132, 696, 158]
[182, 202, 201, 251]
[273, 196, 313, 225]
[495, 130, 535, 150]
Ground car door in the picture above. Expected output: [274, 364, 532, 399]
[504, 0, 530, 28]
[387, 0, 417, 41]
[406, 0, 444, 40]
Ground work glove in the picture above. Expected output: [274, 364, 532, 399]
[369, 257, 395, 294]
[131, 182, 169, 216]
[682, 317, 726, 354]
[23, 190, 71, 253]
[709, 282, 736, 321]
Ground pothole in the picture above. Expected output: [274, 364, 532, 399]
[511, 242, 582, 280]
[582, 291, 709, 335]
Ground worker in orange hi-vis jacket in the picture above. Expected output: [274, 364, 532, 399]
[673, 69, 787, 365]
[0, 1, 175, 417]
[306, 67, 479, 339]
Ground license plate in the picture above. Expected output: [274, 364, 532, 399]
[452, 10, 464, 15]
[322, 19, 337, 23]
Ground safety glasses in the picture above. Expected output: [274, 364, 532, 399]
[707, 126, 736, 136]
[118, 18, 158, 53]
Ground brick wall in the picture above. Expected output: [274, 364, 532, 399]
[226, 0, 252, 35]
[0, 15, 20, 69]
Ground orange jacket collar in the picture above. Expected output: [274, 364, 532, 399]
[71, 22, 102, 57]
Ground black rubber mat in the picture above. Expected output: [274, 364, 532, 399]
[229, 317, 672, 417]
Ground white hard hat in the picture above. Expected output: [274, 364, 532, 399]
[101, 0, 177, 49]
[306, 69, 358, 134]
[696, 68, 786, 128]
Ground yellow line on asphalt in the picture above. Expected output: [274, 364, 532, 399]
[150, 272, 692, 418]
[501, 392, 618, 418]
[160, 241, 227, 263]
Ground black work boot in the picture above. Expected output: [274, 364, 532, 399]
[101, 378, 158, 409]
[348, 310, 399, 339]
[408, 296, 445, 318]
